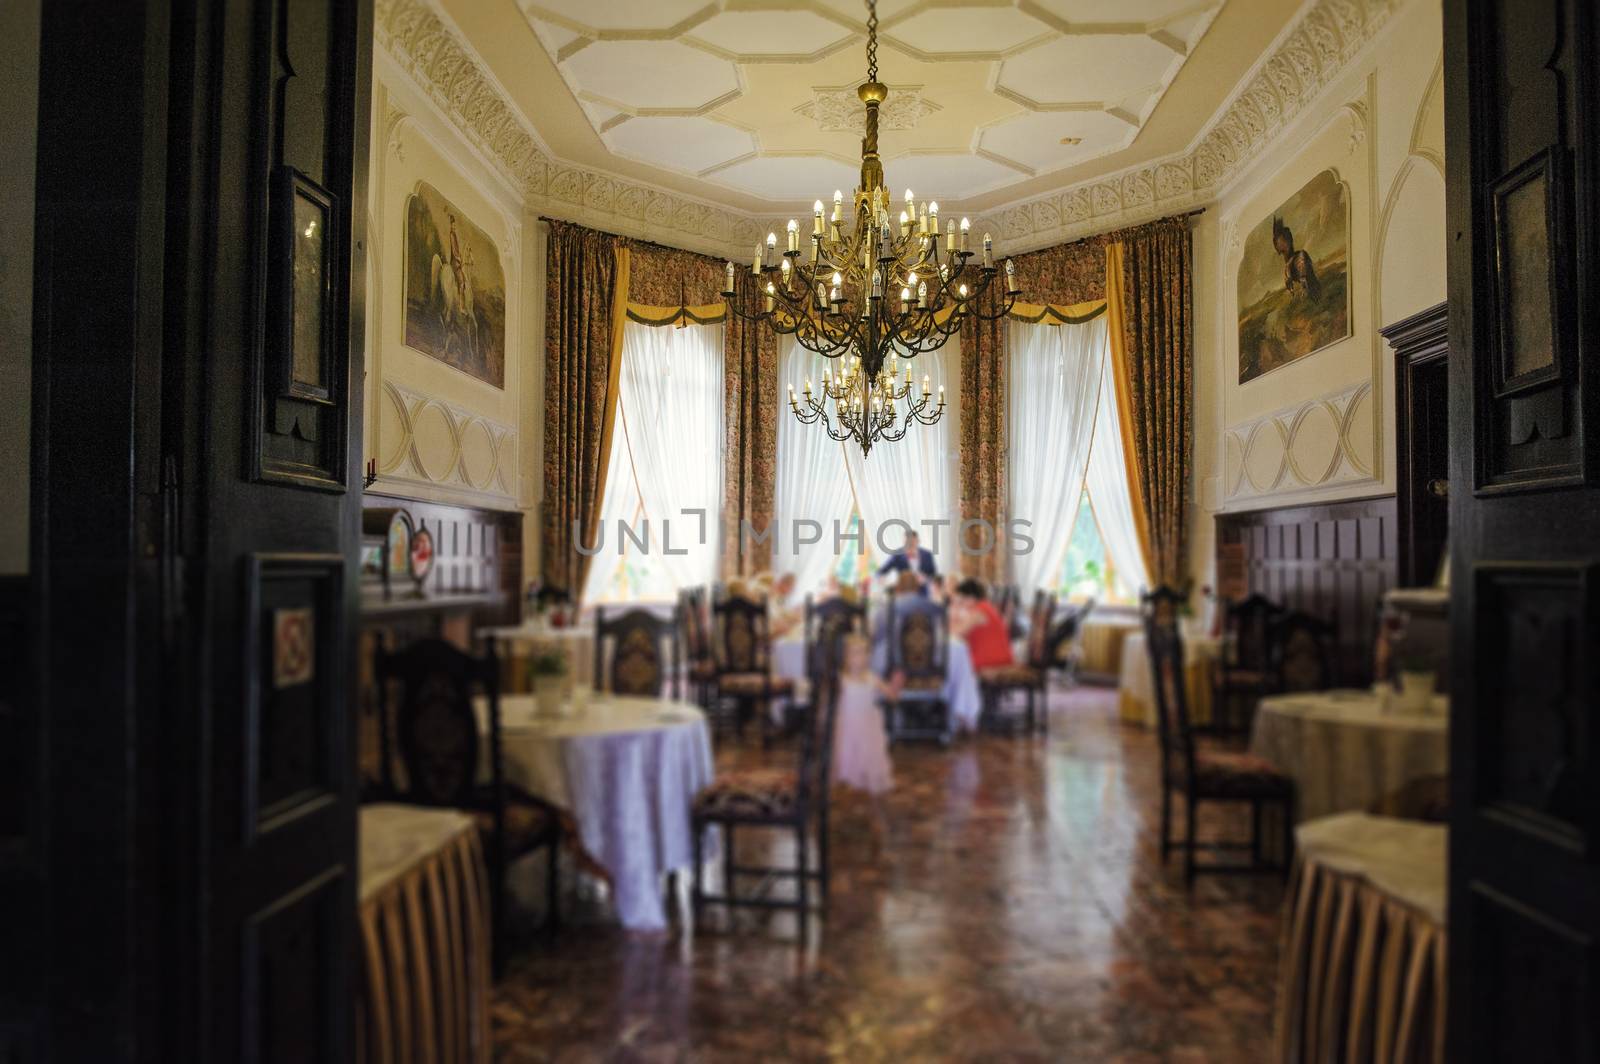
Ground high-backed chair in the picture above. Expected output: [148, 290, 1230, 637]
[978, 588, 1054, 734]
[1271, 609, 1340, 693]
[691, 625, 843, 941]
[709, 593, 794, 745]
[678, 586, 715, 706]
[1046, 596, 1095, 683]
[1214, 593, 1285, 734]
[793, 593, 867, 732]
[882, 591, 951, 745]
[374, 637, 563, 974]
[594, 606, 680, 699]
[1144, 587, 1294, 884]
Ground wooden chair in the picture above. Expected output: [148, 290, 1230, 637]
[978, 588, 1054, 735]
[594, 606, 680, 699]
[792, 593, 867, 733]
[691, 626, 843, 941]
[1271, 609, 1340, 693]
[709, 593, 795, 745]
[373, 637, 563, 975]
[1046, 596, 1095, 684]
[1144, 587, 1294, 885]
[1213, 592, 1285, 734]
[678, 586, 716, 706]
[882, 591, 952, 745]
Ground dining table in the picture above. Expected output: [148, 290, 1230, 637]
[1251, 688, 1448, 822]
[772, 632, 984, 732]
[358, 803, 491, 1064]
[476, 692, 715, 931]
[1117, 630, 1221, 728]
[479, 620, 595, 695]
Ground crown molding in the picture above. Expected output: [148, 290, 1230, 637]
[376, 0, 1408, 259]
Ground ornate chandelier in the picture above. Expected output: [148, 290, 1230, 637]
[720, 0, 1023, 456]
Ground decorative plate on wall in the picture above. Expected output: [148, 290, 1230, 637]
[410, 525, 435, 588]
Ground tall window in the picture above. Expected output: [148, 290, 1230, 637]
[1055, 490, 1134, 604]
[583, 321, 724, 604]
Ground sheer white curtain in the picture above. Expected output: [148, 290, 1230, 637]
[776, 339, 856, 595]
[1084, 349, 1151, 596]
[842, 341, 958, 575]
[1007, 316, 1108, 595]
[581, 321, 724, 602]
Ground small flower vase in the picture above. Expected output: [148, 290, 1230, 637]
[1397, 671, 1434, 714]
[533, 676, 565, 717]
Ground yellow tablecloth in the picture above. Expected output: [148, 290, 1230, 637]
[1080, 616, 1139, 680]
[1116, 631, 1219, 727]
[358, 804, 491, 1064]
[1275, 813, 1447, 1064]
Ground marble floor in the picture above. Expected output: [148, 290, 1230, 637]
[491, 686, 1285, 1062]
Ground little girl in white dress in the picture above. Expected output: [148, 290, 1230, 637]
[831, 634, 899, 802]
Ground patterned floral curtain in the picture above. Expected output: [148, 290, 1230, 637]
[627, 240, 777, 578]
[958, 233, 1108, 581]
[542, 220, 622, 596]
[1106, 218, 1193, 587]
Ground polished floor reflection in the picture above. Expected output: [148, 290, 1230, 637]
[492, 686, 1284, 1062]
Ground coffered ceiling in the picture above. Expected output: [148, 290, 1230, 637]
[518, 0, 1228, 203]
[420, 0, 1313, 222]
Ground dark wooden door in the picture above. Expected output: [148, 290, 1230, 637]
[1383, 302, 1450, 588]
[1445, 0, 1600, 1058]
[23, 0, 371, 1060]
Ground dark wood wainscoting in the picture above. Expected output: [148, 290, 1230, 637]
[1215, 495, 1398, 685]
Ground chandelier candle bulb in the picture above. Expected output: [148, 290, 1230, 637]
[813, 200, 824, 235]
[1005, 258, 1018, 293]
[960, 217, 970, 252]
[832, 190, 843, 221]
[982, 232, 993, 268]
[958, 282, 969, 299]
[946, 219, 956, 252]
[899, 210, 909, 236]
[918, 280, 927, 305]
[753, 243, 761, 274]
[766, 232, 777, 259]
[922, 373, 930, 395]
[929, 201, 938, 229]
[724, 260, 735, 293]
[765, 283, 775, 312]
[786, 219, 798, 252]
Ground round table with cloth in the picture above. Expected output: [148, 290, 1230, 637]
[1117, 631, 1220, 727]
[1251, 689, 1448, 822]
[772, 634, 983, 733]
[358, 804, 490, 1064]
[1275, 812, 1447, 1064]
[479, 622, 595, 695]
[475, 694, 715, 931]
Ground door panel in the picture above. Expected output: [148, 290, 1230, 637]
[1445, 0, 1600, 1058]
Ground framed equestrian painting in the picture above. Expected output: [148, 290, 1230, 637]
[1236, 168, 1351, 384]
[403, 181, 507, 388]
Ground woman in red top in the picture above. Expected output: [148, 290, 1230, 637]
[950, 579, 1014, 669]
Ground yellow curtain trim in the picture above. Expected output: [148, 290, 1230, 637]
[1103, 241, 1156, 583]
[626, 301, 727, 327]
[584, 244, 631, 600]
[1008, 298, 1106, 325]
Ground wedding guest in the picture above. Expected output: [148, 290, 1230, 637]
[832, 633, 901, 838]
[876, 529, 937, 589]
[768, 571, 801, 639]
[950, 579, 1014, 670]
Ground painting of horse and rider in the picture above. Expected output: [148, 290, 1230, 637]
[404, 181, 507, 388]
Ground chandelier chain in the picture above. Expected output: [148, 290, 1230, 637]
[865, 0, 878, 83]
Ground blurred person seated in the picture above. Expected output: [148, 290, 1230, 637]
[950, 579, 1015, 670]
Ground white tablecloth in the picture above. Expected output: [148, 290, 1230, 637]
[774, 635, 982, 732]
[1117, 632, 1221, 727]
[1251, 689, 1448, 822]
[480, 623, 595, 692]
[476, 694, 714, 931]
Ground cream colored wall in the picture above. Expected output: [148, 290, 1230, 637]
[1189, 0, 1445, 588]
[0, 0, 40, 575]
[367, 54, 548, 581]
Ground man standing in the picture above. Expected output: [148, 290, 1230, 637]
[876, 529, 938, 589]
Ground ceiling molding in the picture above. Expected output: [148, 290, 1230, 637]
[987, 0, 1409, 252]
[376, 0, 1408, 260]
